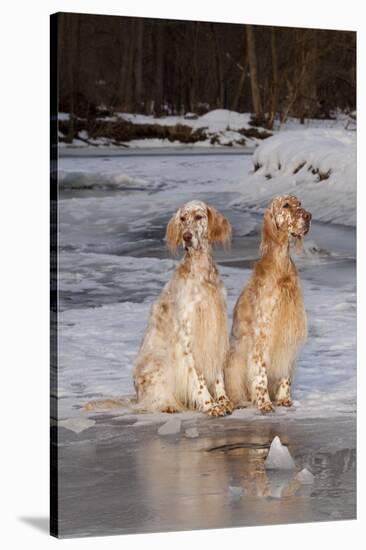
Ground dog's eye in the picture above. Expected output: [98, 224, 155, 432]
[180, 216, 186, 222]
[195, 215, 203, 221]
[283, 203, 290, 208]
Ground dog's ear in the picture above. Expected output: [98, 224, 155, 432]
[166, 210, 182, 254]
[207, 206, 232, 247]
[260, 204, 280, 256]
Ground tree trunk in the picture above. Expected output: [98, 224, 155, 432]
[299, 30, 318, 120]
[210, 24, 225, 108]
[115, 20, 131, 111]
[123, 24, 135, 112]
[232, 30, 247, 111]
[154, 23, 164, 116]
[134, 18, 144, 113]
[65, 14, 79, 142]
[267, 26, 279, 129]
[246, 24, 263, 123]
[188, 22, 199, 113]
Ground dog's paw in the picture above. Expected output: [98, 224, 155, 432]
[161, 405, 180, 413]
[276, 398, 293, 408]
[258, 401, 275, 413]
[207, 402, 227, 417]
[218, 395, 234, 415]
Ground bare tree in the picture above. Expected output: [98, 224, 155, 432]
[246, 25, 263, 123]
[210, 23, 225, 108]
[154, 23, 164, 116]
[231, 30, 248, 112]
[134, 18, 144, 112]
[266, 26, 279, 129]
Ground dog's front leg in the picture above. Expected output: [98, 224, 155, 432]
[214, 373, 234, 414]
[180, 315, 226, 416]
[193, 370, 227, 416]
[248, 357, 274, 413]
[250, 364, 273, 412]
[247, 311, 275, 413]
[275, 377, 293, 407]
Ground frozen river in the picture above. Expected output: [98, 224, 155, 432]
[54, 149, 356, 537]
[56, 150, 356, 420]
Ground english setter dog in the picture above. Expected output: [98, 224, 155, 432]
[133, 200, 233, 416]
[225, 195, 311, 412]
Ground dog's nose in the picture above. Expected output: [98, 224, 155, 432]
[183, 231, 193, 242]
[299, 208, 311, 222]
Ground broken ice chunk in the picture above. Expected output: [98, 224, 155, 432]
[294, 468, 315, 484]
[158, 417, 182, 436]
[59, 418, 96, 434]
[264, 436, 296, 470]
[185, 427, 199, 438]
[131, 420, 156, 427]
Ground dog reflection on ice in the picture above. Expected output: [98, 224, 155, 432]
[134, 431, 318, 532]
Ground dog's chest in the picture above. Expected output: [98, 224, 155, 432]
[175, 276, 228, 377]
[178, 274, 223, 304]
[271, 278, 307, 344]
[176, 276, 226, 332]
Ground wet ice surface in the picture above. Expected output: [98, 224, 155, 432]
[56, 415, 355, 537]
[54, 150, 356, 537]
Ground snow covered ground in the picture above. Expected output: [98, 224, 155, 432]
[58, 109, 263, 148]
[55, 139, 356, 426]
[58, 108, 356, 149]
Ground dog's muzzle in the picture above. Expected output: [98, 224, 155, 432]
[183, 231, 193, 248]
[291, 209, 312, 237]
[301, 209, 312, 235]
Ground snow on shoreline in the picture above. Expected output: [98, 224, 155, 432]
[119, 109, 254, 131]
[58, 109, 265, 149]
[58, 108, 356, 150]
[230, 129, 356, 227]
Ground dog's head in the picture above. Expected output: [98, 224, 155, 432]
[261, 195, 312, 254]
[166, 200, 231, 254]
[271, 195, 312, 237]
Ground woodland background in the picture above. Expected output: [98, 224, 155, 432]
[56, 13, 356, 136]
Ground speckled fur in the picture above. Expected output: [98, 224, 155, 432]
[225, 195, 311, 412]
[133, 201, 233, 416]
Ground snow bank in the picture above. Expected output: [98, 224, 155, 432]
[231, 129, 356, 226]
[58, 109, 269, 149]
[58, 109, 356, 150]
[117, 109, 254, 132]
[253, 129, 355, 182]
